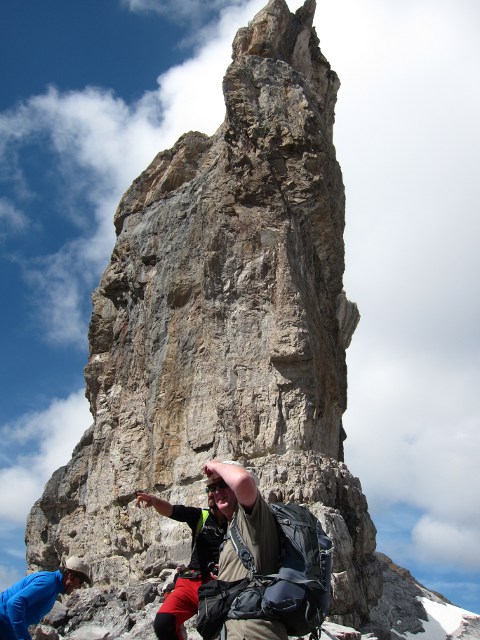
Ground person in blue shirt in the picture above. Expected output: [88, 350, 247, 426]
[0, 556, 91, 640]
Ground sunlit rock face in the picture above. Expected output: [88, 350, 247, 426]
[26, 0, 381, 629]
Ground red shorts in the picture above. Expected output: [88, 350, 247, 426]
[159, 576, 207, 639]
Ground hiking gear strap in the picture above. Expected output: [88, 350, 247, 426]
[230, 516, 319, 587]
[195, 508, 210, 540]
[229, 515, 257, 578]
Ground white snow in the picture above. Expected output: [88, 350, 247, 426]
[402, 597, 477, 640]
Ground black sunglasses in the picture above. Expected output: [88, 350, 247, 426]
[205, 479, 228, 493]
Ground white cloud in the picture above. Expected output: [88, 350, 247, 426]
[28, 88, 163, 194]
[0, 389, 91, 525]
[413, 517, 480, 569]
[23, 248, 93, 347]
[0, 197, 28, 233]
[0, 87, 168, 346]
[0, 563, 23, 592]
[121, 0, 245, 21]
[344, 342, 480, 563]
[330, 0, 480, 570]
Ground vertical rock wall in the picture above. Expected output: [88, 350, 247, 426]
[26, 0, 380, 628]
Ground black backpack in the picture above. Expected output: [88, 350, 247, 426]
[227, 502, 333, 638]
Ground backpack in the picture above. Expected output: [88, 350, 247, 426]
[227, 502, 333, 638]
[196, 576, 250, 640]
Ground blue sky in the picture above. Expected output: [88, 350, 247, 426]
[1, 0, 479, 616]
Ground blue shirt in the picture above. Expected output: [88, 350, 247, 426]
[0, 570, 65, 640]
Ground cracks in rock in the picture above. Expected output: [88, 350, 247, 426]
[274, 386, 288, 447]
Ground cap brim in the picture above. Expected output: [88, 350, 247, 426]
[205, 474, 221, 483]
[73, 571, 92, 585]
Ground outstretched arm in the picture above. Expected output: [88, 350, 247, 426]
[204, 460, 257, 510]
[136, 492, 173, 517]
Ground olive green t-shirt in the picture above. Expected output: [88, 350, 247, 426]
[218, 493, 288, 640]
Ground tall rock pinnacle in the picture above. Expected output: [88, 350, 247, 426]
[26, 0, 379, 629]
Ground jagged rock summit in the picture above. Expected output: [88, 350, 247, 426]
[26, 0, 395, 636]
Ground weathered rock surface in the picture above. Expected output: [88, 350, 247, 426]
[25, 0, 384, 634]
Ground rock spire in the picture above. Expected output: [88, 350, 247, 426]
[26, 0, 379, 629]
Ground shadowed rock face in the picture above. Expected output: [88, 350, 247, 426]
[26, 0, 379, 629]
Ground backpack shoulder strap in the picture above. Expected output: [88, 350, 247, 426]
[194, 508, 211, 541]
[229, 515, 257, 575]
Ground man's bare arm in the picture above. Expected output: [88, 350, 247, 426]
[136, 492, 173, 517]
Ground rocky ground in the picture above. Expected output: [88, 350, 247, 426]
[30, 554, 480, 640]
[34, 579, 364, 640]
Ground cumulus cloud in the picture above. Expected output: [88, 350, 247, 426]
[325, 0, 480, 570]
[413, 516, 480, 568]
[121, 0, 245, 22]
[0, 389, 91, 525]
[0, 88, 164, 345]
[345, 348, 480, 508]
[0, 354, 91, 586]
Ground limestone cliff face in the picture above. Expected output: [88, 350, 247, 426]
[26, 0, 379, 629]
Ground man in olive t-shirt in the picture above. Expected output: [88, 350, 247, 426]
[203, 460, 288, 640]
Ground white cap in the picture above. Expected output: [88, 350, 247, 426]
[63, 556, 92, 585]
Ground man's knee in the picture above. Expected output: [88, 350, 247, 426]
[154, 612, 177, 639]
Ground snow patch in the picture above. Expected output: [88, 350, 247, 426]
[402, 597, 475, 639]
